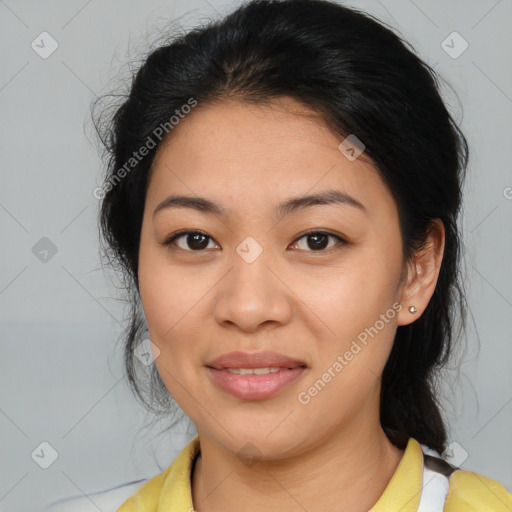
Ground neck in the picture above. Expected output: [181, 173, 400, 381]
[191, 422, 405, 512]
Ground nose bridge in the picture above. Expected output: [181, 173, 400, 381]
[213, 234, 291, 329]
[231, 234, 277, 298]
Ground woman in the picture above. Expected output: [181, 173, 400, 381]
[91, 0, 512, 510]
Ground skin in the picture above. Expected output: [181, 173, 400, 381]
[138, 97, 445, 512]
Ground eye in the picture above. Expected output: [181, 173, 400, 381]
[160, 229, 346, 253]
[290, 231, 346, 252]
[161, 230, 219, 252]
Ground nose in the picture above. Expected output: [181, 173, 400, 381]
[212, 241, 293, 333]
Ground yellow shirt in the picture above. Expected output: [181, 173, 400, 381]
[117, 436, 512, 511]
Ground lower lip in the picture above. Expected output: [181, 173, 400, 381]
[206, 367, 306, 400]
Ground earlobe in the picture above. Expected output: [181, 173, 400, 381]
[397, 219, 446, 326]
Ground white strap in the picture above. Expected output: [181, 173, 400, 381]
[417, 465, 450, 512]
[417, 444, 452, 512]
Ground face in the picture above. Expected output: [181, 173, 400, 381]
[138, 97, 408, 459]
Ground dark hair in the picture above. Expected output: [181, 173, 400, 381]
[93, 0, 468, 455]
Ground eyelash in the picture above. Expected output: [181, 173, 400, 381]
[160, 229, 347, 253]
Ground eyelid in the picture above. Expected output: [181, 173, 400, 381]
[160, 229, 218, 249]
[160, 229, 347, 252]
[290, 229, 347, 251]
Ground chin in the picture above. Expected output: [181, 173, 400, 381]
[205, 423, 308, 462]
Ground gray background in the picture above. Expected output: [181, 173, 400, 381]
[1, 0, 511, 510]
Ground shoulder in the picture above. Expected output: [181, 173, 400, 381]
[115, 469, 170, 511]
[444, 469, 512, 511]
[117, 435, 200, 511]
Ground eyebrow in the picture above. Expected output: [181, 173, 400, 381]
[153, 189, 367, 220]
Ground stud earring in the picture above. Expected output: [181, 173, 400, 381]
[408, 306, 417, 314]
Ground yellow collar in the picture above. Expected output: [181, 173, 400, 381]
[369, 437, 423, 512]
[119, 435, 424, 511]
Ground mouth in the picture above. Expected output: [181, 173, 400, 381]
[205, 351, 308, 400]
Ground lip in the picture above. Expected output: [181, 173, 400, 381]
[206, 350, 307, 370]
[206, 366, 306, 400]
[205, 351, 307, 401]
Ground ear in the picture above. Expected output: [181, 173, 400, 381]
[397, 219, 445, 326]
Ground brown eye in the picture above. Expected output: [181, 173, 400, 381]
[291, 231, 345, 252]
[162, 231, 219, 251]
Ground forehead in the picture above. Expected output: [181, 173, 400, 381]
[147, 98, 392, 218]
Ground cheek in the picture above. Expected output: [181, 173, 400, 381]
[291, 253, 400, 337]
[290, 244, 402, 389]
[138, 256, 203, 410]
[138, 247, 193, 397]
[138, 237, 198, 340]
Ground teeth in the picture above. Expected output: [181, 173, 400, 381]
[225, 367, 283, 375]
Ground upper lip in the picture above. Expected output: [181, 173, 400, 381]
[206, 351, 307, 370]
